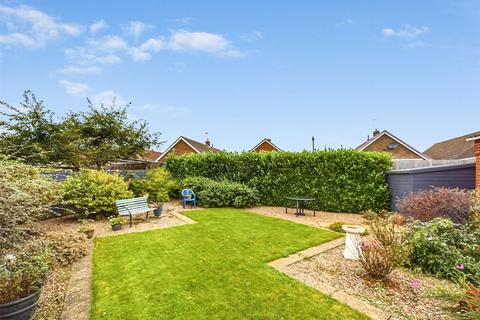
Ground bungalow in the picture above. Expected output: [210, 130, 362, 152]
[356, 129, 429, 160]
[155, 136, 221, 163]
[424, 131, 480, 160]
[250, 138, 282, 152]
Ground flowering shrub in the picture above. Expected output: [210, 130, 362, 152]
[61, 170, 133, 218]
[396, 187, 475, 223]
[404, 218, 480, 286]
[358, 217, 405, 280]
[0, 159, 61, 249]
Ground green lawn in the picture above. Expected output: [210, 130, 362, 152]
[92, 209, 368, 319]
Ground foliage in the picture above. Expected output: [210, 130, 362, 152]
[358, 217, 405, 280]
[61, 170, 133, 218]
[404, 218, 480, 286]
[199, 180, 258, 208]
[166, 150, 392, 212]
[79, 219, 95, 233]
[328, 222, 346, 233]
[92, 209, 367, 319]
[0, 91, 60, 165]
[397, 187, 475, 224]
[172, 176, 216, 198]
[108, 216, 125, 226]
[0, 91, 162, 169]
[463, 285, 480, 314]
[0, 159, 61, 249]
[129, 168, 174, 204]
[0, 242, 50, 303]
[61, 100, 162, 169]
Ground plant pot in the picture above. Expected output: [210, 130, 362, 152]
[84, 229, 94, 239]
[111, 224, 122, 231]
[0, 289, 41, 320]
[153, 208, 162, 217]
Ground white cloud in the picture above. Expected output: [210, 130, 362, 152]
[65, 47, 121, 66]
[382, 24, 429, 39]
[57, 65, 102, 74]
[94, 35, 127, 51]
[59, 80, 91, 96]
[123, 21, 154, 37]
[140, 38, 164, 52]
[90, 90, 128, 106]
[128, 47, 152, 61]
[0, 5, 83, 48]
[240, 30, 263, 42]
[168, 30, 244, 58]
[89, 20, 108, 33]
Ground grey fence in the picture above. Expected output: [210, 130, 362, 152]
[386, 162, 476, 210]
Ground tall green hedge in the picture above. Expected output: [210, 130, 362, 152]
[165, 150, 392, 213]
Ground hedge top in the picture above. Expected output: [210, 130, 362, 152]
[166, 149, 392, 213]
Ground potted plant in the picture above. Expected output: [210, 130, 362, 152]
[0, 248, 49, 319]
[109, 216, 125, 231]
[79, 219, 95, 239]
[153, 203, 168, 217]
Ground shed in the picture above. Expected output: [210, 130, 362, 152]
[386, 162, 475, 210]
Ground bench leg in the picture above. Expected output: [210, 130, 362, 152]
[129, 213, 132, 227]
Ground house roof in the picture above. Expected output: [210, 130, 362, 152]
[141, 149, 162, 162]
[356, 130, 430, 160]
[424, 131, 480, 160]
[156, 136, 221, 161]
[250, 138, 283, 152]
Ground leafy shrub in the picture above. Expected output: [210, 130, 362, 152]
[174, 176, 215, 198]
[328, 222, 346, 233]
[0, 242, 50, 303]
[166, 150, 392, 212]
[108, 216, 125, 226]
[0, 159, 60, 249]
[358, 217, 405, 280]
[199, 180, 258, 208]
[129, 168, 174, 204]
[404, 218, 480, 286]
[397, 187, 475, 224]
[61, 170, 133, 218]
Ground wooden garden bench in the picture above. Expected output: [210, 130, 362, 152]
[115, 197, 153, 227]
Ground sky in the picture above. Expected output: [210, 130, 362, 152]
[0, 1, 479, 153]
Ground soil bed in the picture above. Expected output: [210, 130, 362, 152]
[285, 245, 465, 320]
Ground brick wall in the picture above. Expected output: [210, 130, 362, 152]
[364, 134, 423, 159]
[254, 141, 278, 152]
[476, 140, 480, 190]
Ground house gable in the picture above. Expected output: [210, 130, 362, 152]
[356, 131, 429, 160]
[251, 138, 282, 152]
[156, 136, 221, 162]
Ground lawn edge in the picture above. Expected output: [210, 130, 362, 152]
[269, 237, 395, 320]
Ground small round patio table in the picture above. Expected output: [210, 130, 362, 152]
[285, 196, 316, 217]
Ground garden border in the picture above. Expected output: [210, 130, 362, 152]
[269, 237, 396, 320]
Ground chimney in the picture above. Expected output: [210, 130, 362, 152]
[372, 129, 380, 137]
[205, 138, 211, 147]
[266, 138, 271, 142]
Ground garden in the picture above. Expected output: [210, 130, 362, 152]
[0, 93, 479, 320]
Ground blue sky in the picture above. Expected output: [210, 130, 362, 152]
[1, 1, 479, 152]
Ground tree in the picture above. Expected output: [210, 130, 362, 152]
[0, 91, 60, 165]
[0, 91, 162, 169]
[62, 98, 162, 169]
